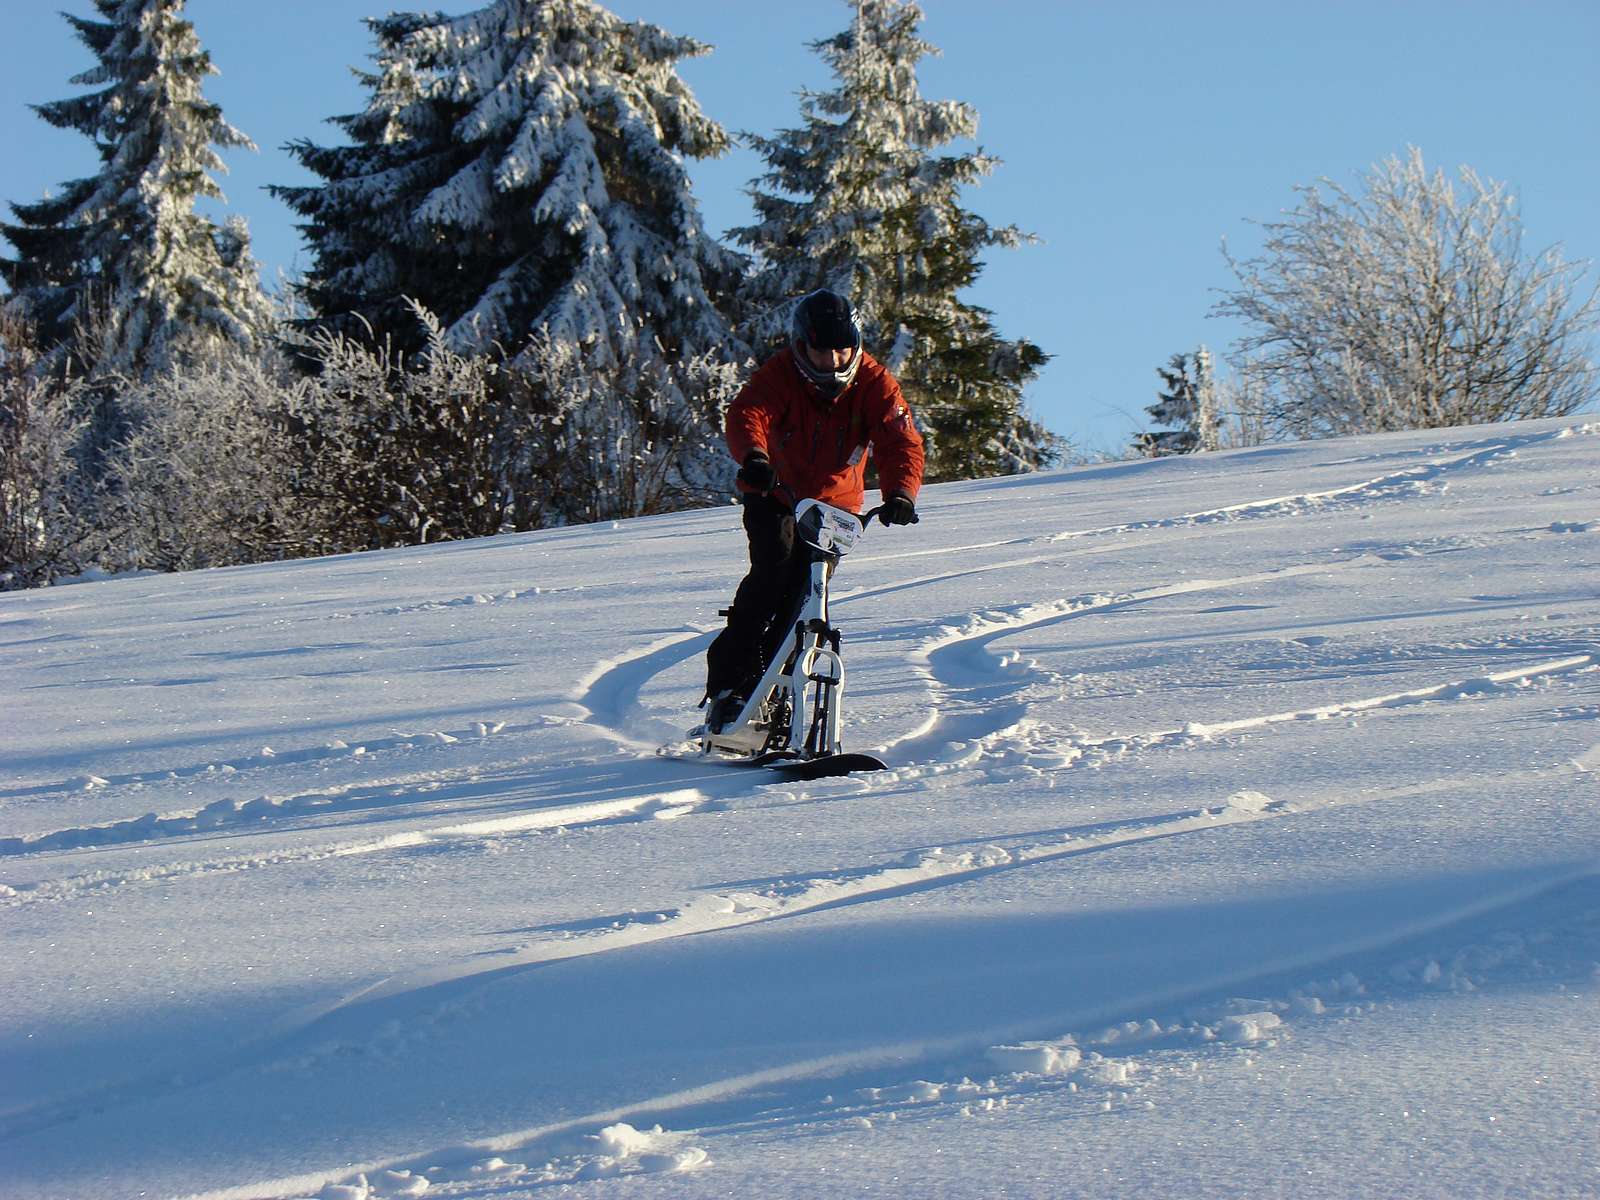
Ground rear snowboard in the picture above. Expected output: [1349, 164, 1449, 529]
[755, 751, 888, 780]
[658, 742, 887, 780]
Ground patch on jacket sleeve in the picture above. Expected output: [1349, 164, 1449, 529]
[887, 403, 916, 433]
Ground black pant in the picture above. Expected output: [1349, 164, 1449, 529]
[705, 495, 811, 699]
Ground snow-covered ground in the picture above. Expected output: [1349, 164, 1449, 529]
[3, 418, 1598, 1200]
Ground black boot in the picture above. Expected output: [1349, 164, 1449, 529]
[705, 689, 746, 734]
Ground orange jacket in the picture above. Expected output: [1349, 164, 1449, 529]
[726, 350, 925, 514]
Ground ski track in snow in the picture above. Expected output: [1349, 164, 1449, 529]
[0, 785, 714, 906]
[326, 584, 565, 621]
[572, 545, 1595, 789]
[0, 719, 541, 804]
[574, 421, 1596, 753]
[887, 558, 1376, 763]
[1041, 433, 1521, 541]
[889, 557, 1599, 775]
[862, 422, 1595, 566]
[9, 443, 1597, 901]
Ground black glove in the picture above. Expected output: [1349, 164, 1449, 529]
[737, 451, 777, 493]
[879, 493, 918, 526]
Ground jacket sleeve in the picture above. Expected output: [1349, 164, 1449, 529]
[725, 366, 780, 464]
[869, 376, 925, 501]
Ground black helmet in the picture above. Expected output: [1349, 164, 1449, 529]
[790, 289, 862, 398]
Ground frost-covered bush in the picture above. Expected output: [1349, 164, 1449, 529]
[526, 334, 742, 524]
[0, 315, 97, 589]
[284, 303, 740, 552]
[3, 313, 304, 588]
[279, 309, 518, 552]
[100, 352, 308, 573]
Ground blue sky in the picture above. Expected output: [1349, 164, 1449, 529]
[3, 1, 1597, 453]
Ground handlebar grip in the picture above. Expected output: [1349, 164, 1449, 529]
[858, 505, 920, 527]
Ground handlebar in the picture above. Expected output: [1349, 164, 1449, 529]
[859, 504, 921, 528]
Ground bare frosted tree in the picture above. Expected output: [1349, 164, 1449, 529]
[1210, 361, 1271, 450]
[1215, 148, 1599, 438]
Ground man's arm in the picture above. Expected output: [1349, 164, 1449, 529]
[725, 369, 777, 464]
[725, 364, 787, 494]
[870, 378, 925, 504]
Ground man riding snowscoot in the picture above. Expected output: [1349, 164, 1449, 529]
[703, 288, 925, 744]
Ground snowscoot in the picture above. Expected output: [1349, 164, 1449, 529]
[699, 497, 903, 779]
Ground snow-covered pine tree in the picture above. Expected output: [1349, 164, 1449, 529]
[733, 0, 1053, 480]
[275, 0, 743, 370]
[0, 1, 271, 382]
[1135, 348, 1220, 457]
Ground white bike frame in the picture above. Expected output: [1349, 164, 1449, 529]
[701, 498, 867, 761]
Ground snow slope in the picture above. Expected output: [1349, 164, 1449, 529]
[2, 418, 1597, 1199]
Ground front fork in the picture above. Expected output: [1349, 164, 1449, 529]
[790, 620, 844, 757]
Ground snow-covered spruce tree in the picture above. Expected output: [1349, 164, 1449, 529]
[275, 1, 743, 363]
[0, 1, 270, 383]
[1135, 347, 1220, 457]
[733, 0, 1054, 480]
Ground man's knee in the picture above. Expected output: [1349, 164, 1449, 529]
[743, 496, 795, 569]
